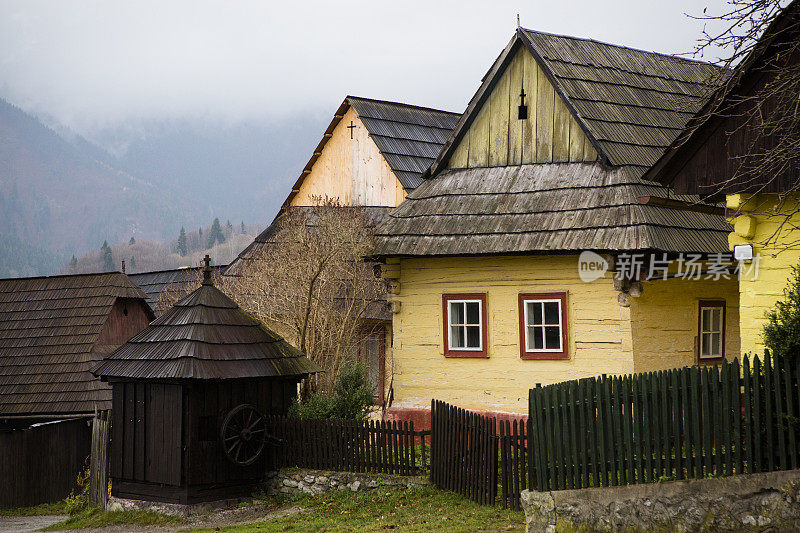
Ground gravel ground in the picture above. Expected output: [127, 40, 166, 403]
[0, 515, 68, 533]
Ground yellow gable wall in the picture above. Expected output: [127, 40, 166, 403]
[728, 192, 800, 354]
[389, 255, 634, 414]
[291, 107, 406, 207]
[448, 47, 597, 169]
[630, 277, 741, 373]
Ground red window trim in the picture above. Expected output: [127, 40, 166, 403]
[518, 292, 569, 360]
[697, 300, 726, 364]
[442, 293, 488, 358]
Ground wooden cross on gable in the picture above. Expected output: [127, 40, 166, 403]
[347, 120, 357, 139]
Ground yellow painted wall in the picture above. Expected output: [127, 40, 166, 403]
[728, 193, 800, 354]
[291, 107, 406, 207]
[630, 278, 741, 372]
[389, 255, 633, 414]
[447, 47, 597, 169]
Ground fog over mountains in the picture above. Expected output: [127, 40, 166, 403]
[0, 97, 327, 277]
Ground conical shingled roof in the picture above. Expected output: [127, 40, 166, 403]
[95, 265, 319, 380]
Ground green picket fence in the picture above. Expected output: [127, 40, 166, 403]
[528, 352, 800, 491]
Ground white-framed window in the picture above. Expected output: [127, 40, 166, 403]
[442, 293, 487, 357]
[519, 292, 568, 359]
[699, 301, 725, 360]
[448, 300, 482, 350]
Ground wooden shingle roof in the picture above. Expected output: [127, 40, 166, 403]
[375, 163, 731, 257]
[95, 270, 320, 380]
[281, 96, 460, 210]
[128, 265, 226, 314]
[429, 29, 723, 178]
[0, 272, 150, 416]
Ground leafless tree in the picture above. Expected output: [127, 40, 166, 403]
[224, 198, 385, 393]
[687, 0, 799, 231]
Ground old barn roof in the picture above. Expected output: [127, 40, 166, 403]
[430, 29, 723, 178]
[96, 265, 320, 380]
[0, 272, 150, 416]
[128, 265, 226, 314]
[281, 96, 460, 210]
[375, 163, 731, 256]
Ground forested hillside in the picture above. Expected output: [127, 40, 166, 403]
[66, 219, 262, 274]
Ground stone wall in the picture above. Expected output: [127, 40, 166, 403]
[266, 468, 430, 497]
[521, 469, 800, 532]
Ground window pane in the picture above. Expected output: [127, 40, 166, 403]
[529, 302, 543, 325]
[466, 325, 481, 348]
[450, 302, 464, 325]
[543, 302, 560, 325]
[711, 332, 721, 356]
[701, 333, 710, 356]
[711, 309, 721, 332]
[701, 309, 711, 332]
[545, 326, 561, 350]
[533, 327, 544, 350]
[451, 325, 465, 348]
[526, 326, 537, 351]
[466, 302, 480, 325]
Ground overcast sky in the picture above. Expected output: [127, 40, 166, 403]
[0, 0, 731, 134]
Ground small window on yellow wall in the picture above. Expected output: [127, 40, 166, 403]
[442, 293, 488, 357]
[518, 292, 568, 359]
[698, 300, 725, 362]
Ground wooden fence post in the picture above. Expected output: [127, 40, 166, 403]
[89, 409, 110, 508]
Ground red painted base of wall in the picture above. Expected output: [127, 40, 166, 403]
[384, 406, 527, 433]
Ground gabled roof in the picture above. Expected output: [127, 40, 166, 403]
[429, 29, 723, 177]
[281, 96, 460, 210]
[376, 30, 731, 258]
[644, 0, 800, 192]
[0, 272, 151, 416]
[128, 265, 227, 314]
[374, 163, 731, 257]
[95, 271, 320, 380]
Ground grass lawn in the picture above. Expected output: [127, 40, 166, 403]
[189, 486, 525, 533]
[41, 508, 186, 530]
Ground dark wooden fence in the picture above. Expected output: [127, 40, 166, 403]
[0, 418, 91, 508]
[528, 353, 800, 491]
[268, 416, 428, 475]
[430, 400, 498, 506]
[498, 418, 529, 510]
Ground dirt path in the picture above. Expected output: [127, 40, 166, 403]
[0, 514, 68, 533]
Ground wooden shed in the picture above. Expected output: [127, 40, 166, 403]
[95, 258, 319, 504]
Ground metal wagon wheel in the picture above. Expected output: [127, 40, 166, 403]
[220, 404, 267, 466]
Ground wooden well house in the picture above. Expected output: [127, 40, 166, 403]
[95, 257, 319, 504]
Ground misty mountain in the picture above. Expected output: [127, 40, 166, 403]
[0, 96, 327, 277]
[87, 113, 328, 226]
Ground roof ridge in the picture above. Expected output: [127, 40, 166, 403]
[0, 271, 129, 282]
[346, 95, 461, 116]
[520, 27, 720, 67]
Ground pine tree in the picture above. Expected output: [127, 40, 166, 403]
[69, 255, 78, 272]
[199, 227, 203, 238]
[130, 255, 136, 269]
[226, 219, 233, 234]
[241, 221, 246, 234]
[129, 236, 136, 245]
[207, 218, 225, 248]
[102, 242, 114, 272]
[764, 263, 800, 362]
[177, 226, 188, 256]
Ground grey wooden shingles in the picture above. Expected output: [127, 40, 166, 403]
[522, 30, 723, 171]
[348, 97, 460, 190]
[374, 163, 730, 256]
[94, 279, 320, 381]
[128, 265, 225, 315]
[0, 272, 149, 416]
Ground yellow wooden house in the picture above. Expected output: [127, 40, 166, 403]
[375, 29, 742, 420]
[226, 96, 459, 402]
[646, 2, 800, 355]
